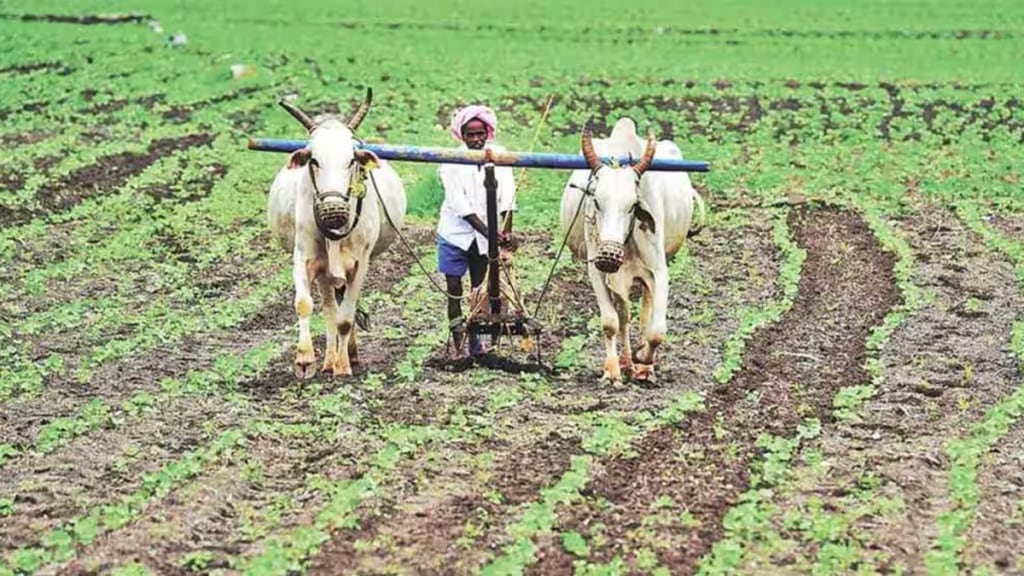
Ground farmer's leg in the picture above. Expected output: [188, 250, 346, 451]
[438, 237, 470, 353]
[446, 274, 464, 325]
[468, 241, 488, 291]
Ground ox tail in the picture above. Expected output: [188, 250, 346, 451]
[355, 308, 370, 331]
[687, 188, 707, 238]
[334, 287, 371, 331]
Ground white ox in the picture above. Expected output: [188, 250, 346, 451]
[560, 118, 704, 383]
[267, 89, 407, 378]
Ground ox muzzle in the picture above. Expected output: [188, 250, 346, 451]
[594, 241, 624, 273]
[313, 190, 352, 238]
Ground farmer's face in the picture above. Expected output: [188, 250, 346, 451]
[461, 118, 488, 150]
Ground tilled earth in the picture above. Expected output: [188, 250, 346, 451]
[3, 11, 1024, 576]
[4, 174, 1023, 575]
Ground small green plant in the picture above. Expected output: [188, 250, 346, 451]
[241, 460, 266, 488]
[555, 334, 587, 370]
[562, 531, 590, 557]
[0, 444, 17, 467]
[582, 416, 637, 457]
[832, 385, 876, 422]
[963, 297, 985, 315]
[488, 387, 523, 412]
[180, 551, 216, 572]
[110, 562, 152, 576]
[713, 413, 727, 440]
[0, 498, 14, 517]
[656, 391, 706, 426]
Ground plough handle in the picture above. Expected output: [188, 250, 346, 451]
[484, 164, 501, 319]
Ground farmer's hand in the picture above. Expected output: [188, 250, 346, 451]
[498, 231, 518, 251]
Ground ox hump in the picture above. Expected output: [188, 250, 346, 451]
[610, 117, 638, 139]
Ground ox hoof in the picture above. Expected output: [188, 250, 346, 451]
[602, 357, 623, 385]
[320, 357, 336, 374]
[295, 359, 317, 380]
[295, 346, 316, 379]
[602, 373, 623, 385]
[631, 363, 656, 383]
[634, 344, 661, 367]
[332, 361, 354, 378]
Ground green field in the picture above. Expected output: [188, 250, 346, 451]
[2, 0, 1024, 574]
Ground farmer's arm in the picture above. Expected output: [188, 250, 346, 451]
[464, 214, 488, 236]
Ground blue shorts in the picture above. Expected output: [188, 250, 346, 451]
[437, 236, 484, 277]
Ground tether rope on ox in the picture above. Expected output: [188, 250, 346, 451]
[457, 94, 583, 332]
[495, 94, 556, 322]
[367, 101, 599, 328]
[367, 96, 569, 319]
[530, 186, 595, 320]
[363, 161, 465, 301]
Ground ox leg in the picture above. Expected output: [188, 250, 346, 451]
[333, 259, 367, 377]
[635, 268, 669, 382]
[332, 286, 359, 365]
[317, 277, 340, 373]
[293, 249, 317, 379]
[589, 267, 622, 383]
[617, 294, 634, 375]
[638, 283, 653, 346]
[348, 325, 359, 365]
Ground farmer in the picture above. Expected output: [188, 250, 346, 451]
[436, 105, 517, 358]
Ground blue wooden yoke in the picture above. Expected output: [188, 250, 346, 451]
[247, 138, 710, 172]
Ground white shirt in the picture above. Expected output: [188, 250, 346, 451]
[436, 143, 517, 254]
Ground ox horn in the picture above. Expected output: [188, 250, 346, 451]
[347, 87, 373, 132]
[279, 98, 316, 131]
[581, 129, 602, 171]
[632, 131, 657, 176]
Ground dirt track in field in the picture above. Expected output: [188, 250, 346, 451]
[964, 417, 1024, 573]
[0, 133, 214, 229]
[730, 202, 1024, 572]
[305, 208, 792, 574]
[527, 207, 901, 574]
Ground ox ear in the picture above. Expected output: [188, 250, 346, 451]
[288, 148, 311, 169]
[635, 202, 656, 234]
[354, 149, 380, 170]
